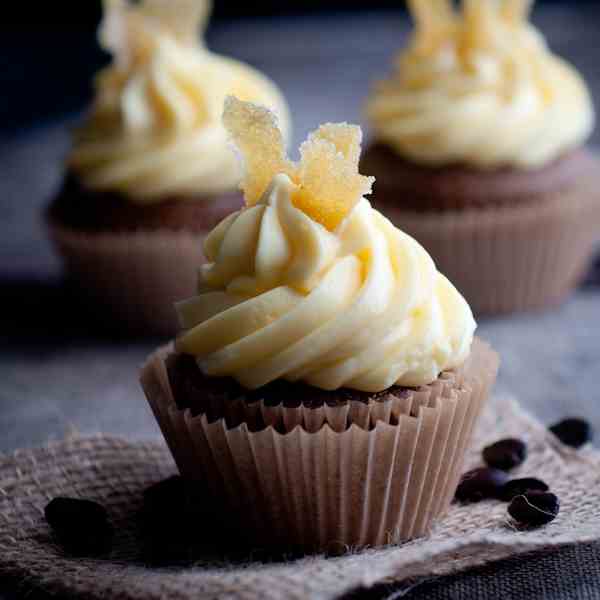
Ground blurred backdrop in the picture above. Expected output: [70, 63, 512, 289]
[0, 0, 599, 455]
[1, 0, 597, 135]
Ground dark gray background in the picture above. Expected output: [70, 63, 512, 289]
[1, 4, 600, 599]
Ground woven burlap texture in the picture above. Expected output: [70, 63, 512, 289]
[1, 396, 599, 600]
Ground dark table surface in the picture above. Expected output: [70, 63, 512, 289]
[2, 6, 600, 599]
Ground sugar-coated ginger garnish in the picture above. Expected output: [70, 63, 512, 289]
[501, 0, 534, 24]
[222, 96, 292, 207]
[407, 0, 455, 33]
[407, 0, 534, 55]
[295, 123, 373, 231]
[100, 0, 211, 69]
[223, 96, 374, 231]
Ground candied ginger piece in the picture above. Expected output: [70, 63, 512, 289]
[310, 123, 362, 166]
[100, 0, 210, 68]
[406, 0, 457, 55]
[223, 97, 373, 230]
[462, 0, 497, 24]
[407, 0, 455, 30]
[407, 1, 533, 57]
[140, 0, 211, 44]
[100, 0, 129, 59]
[461, 0, 532, 30]
[295, 131, 374, 232]
[501, 0, 533, 24]
[223, 96, 292, 206]
[459, 1, 497, 52]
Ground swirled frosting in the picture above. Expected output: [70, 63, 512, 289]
[175, 98, 475, 392]
[69, 0, 290, 204]
[366, 0, 594, 169]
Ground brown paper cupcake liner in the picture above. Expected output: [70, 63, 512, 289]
[140, 338, 498, 551]
[47, 219, 205, 336]
[382, 187, 600, 315]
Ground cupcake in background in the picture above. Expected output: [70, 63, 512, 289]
[363, 0, 599, 315]
[47, 0, 290, 335]
[141, 97, 499, 552]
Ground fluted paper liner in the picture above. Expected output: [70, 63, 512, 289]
[141, 338, 498, 551]
[47, 219, 206, 336]
[379, 183, 600, 315]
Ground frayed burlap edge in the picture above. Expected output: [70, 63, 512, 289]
[1, 396, 600, 600]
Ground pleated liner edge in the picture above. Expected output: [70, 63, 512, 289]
[140, 338, 499, 551]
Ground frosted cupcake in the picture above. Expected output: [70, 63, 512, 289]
[47, 0, 290, 335]
[363, 0, 599, 314]
[141, 97, 499, 552]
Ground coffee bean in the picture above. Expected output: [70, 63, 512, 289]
[45, 497, 113, 555]
[508, 491, 559, 527]
[455, 467, 509, 503]
[549, 418, 592, 448]
[498, 477, 549, 502]
[483, 438, 527, 471]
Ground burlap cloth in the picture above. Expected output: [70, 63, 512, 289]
[1, 396, 599, 600]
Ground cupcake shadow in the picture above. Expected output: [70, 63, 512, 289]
[41, 476, 320, 569]
[0, 277, 167, 350]
[135, 482, 315, 567]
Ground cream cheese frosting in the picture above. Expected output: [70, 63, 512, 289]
[69, 0, 290, 204]
[366, 0, 594, 170]
[175, 97, 476, 392]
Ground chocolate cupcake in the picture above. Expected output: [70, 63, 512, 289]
[141, 97, 499, 552]
[363, 0, 600, 315]
[47, 0, 290, 335]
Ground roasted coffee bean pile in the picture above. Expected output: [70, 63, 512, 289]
[455, 436, 560, 528]
[44, 497, 113, 556]
[455, 417, 592, 527]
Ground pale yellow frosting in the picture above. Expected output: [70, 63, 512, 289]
[175, 98, 475, 392]
[69, 0, 290, 204]
[366, 0, 594, 169]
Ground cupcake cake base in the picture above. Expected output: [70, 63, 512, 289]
[48, 176, 243, 234]
[141, 338, 498, 552]
[46, 178, 243, 336]
[386, 193, 600, 315]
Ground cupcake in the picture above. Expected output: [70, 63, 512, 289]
[47, 0, 290, 335]
[140, 97, 499, 552]
[363, 0, 600, 315]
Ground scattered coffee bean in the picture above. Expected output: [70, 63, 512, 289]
[549, 418, 592, 449]
[455, 467, 509, 503]
[45, 497, 113, 555]
[483, 438, 527, 471]
[498, 477, 549, 502]
[508, 491, 560, 527]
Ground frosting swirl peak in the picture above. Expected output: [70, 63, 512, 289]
[175, 98, 475, 392]
[69, 0, 290, 204]
[366, 0, 594, 169]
